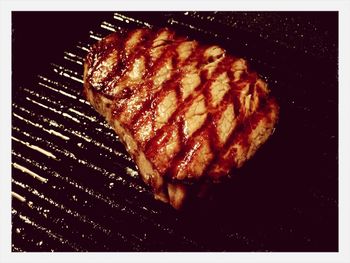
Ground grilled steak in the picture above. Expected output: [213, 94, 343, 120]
[83, 28, 279, 209]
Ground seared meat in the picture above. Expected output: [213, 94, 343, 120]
[83, 28, 279, 209]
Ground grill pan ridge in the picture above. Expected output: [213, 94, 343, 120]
[12, 11, 338, 252]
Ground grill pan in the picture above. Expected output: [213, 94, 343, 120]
[12, 11, 338, 252]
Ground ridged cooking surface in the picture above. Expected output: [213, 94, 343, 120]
[12, 12, 338, 252]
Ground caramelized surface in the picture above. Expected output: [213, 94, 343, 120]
[84, 28, 279, 208]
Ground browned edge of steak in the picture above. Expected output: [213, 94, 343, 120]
[83, 29, 279, 209]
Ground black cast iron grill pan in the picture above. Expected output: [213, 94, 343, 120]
[11, 12, 338, 252]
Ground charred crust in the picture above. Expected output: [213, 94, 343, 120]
[83, 27, 279, 209]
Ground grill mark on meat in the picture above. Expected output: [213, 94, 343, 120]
[102, 29, 149, 93]
[143, 46, 227, 161]
[129, 41, 204, 146]
[143, 45, 207, 154]
[162, 57, 233, 180]
[128, 42, 182, 129]
[206, 100, 277, 180]
[86, 34, 122, 92]
[161, 58, 266, 181]
[101, 32, 127, 91]
[203, 78, 275, 180]
[111, 30, 180, 124]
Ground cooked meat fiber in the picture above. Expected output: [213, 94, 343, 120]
[83, 28, 279, 209]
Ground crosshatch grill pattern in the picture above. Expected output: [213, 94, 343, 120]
[12, 12, 338, 252]
[84, 27, 279, 208]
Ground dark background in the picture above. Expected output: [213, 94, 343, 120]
[12, 12, 338, 252]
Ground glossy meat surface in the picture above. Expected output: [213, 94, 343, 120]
[83, 28, 279, 209]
